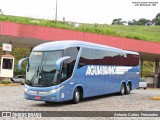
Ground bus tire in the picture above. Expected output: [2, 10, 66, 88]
[45, 101, 52, 103]
[125, 83, 131, 94]
[73, 88, 81, 104]
[119, 83, 125, 95]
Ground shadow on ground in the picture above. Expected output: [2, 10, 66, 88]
[32, 92, 135, 107]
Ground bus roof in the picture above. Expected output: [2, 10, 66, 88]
[33, 40, 138, 55]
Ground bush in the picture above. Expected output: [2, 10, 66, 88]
[0, 80, 12, 84]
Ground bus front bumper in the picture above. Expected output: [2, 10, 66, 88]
[24, 90, 61, 102]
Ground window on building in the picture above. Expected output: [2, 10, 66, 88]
[2, 58, 13, 69]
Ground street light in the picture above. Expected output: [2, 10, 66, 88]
[0, 9, 3, 15]
[55, 0, 58, 21]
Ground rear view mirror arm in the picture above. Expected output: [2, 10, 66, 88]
[18, 57, 29, 70]
[56, 56, 71, 70]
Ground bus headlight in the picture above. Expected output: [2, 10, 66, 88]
[24, 88, 28, 92]
[49, 86, 64, 94]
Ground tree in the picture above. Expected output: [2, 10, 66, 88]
[155, 13, 160, 25]
[128, 19, 137, 25]
[152, 18, 156, 25]
[136, 18, 151, 26]
[155, 13, 160, 20]
[11, 48, 30, 75]
[112, 18, 123, 25]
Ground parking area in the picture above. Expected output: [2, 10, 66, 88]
[0, 86, 160, 119]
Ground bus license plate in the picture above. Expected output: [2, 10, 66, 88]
[35, 96, 41, 100]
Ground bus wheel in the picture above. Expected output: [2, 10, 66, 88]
[45, 101, 52, 103]
[125, 83, 131, 94]
[119, 83, 125, 95]
[73, 88, 81, 104]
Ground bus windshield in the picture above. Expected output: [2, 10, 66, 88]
[26, 51, 63, 87]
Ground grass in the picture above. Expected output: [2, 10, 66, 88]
[0, 15, 77, 30]
[0, 15, 160, 42]
[110, 25, 160, 42]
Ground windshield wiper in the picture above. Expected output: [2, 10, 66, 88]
[30, 65, 40, 86]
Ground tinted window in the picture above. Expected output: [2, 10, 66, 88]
[18, 76, 25, 78]
[78, 48, 139, 67]
[140, 79, 145, 82]
[60, 47, 79, 82]
[2, 58, 13, 69]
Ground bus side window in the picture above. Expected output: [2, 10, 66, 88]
[60, 47, 79, 83]
[78, 48, 99, 68]
[61, 62, 67, 81]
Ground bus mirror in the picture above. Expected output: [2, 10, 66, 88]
[18, 57, 29, 70]
[56, 56, 71, 70]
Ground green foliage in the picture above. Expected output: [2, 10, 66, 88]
[11, 48, 30, 75]
[14, 61, 26, 75]
[12, 48, 30, 60]
[142, 61, 154, 77]
[155, 13, 160, 25]
[136, 18, 151, 25]
[155, 19, 160, 25]
[0, 80, 12, 84]
[111, 18, 123, 25]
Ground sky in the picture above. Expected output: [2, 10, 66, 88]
[0, 0, 159, 24]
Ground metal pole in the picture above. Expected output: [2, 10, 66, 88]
[0, 9, 3, 14]
[140, 60, 143, 78]
[55, 0, 58, 21]
[154, 58, 158, 88]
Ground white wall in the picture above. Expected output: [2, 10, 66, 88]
[0, 57, 14, 78]
[146, 77, 154, 84]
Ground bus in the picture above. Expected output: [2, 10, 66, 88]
[18, 40, 140, 104]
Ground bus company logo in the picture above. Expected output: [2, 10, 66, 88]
[2, 112, 11, 117]
[86, 66, 132, 75]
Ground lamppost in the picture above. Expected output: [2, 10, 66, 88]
[0, 9, 3, 15]
[55, 0, 58, 21]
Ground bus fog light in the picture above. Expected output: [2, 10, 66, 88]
[49, 89, 57, 94]
[24, 88, 28, 92]
[49, 86, 64, 94]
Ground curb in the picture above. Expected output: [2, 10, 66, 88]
[151, 96, 160, 100]
[0, 84, 21, 86]
[148, 88, 160, 90]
